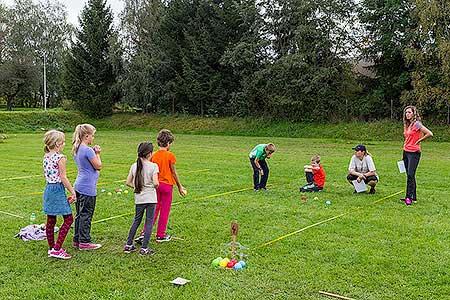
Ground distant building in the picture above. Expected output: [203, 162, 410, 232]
[351, 59, 376, 78]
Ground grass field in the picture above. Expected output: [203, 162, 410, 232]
[1, 131, 449, 300]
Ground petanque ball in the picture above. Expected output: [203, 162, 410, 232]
[124, 190, 129, 194]
[314, 196, 319, 200]
[211, 258, 220, 267]
[107, 192, 112, 196]
[233, 263, 243, 271]
[325, 200, 331, 206]
[219, 258, 229, 268]
[239, 261, 246, 268]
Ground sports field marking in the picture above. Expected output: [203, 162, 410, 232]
[97, 169, 210, 186]
[0, 169, 210, 199]
[93, 185, 256, 224]
[0, 171, 76, 182]
[255, 190, 402, 249]
[0, 210, 25, 219]
[172, 186, 255, 206]
[92, 212, 135, 224]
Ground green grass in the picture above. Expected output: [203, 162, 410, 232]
[1, 111, 449, 141]
[1, 131, 449, 299]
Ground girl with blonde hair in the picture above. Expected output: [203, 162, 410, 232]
[43, 130, 76, 259]
[72, 124, 103, 250]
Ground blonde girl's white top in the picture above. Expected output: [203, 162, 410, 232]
[128, 161, 159, 204]
[43, 153, 64, 183]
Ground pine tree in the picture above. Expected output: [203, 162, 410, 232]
[63, 0, 121, 117]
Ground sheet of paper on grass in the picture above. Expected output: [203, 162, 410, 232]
[352, 180, 368, 193]
[397, 160, 406, 173]
[170, 277, 191, 286]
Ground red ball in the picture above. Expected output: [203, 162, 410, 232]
[226, 261, 235, 268]
[230, 259, 238, 265]
[301, 195, 307, 201]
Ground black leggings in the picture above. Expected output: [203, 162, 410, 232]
[403, 150, 421, 200]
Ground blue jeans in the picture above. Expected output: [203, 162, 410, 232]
[250, 158, 269, 189]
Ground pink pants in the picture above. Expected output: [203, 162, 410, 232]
[142, 182, 173, 238]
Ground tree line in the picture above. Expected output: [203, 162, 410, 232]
[1, 0, 449, 123]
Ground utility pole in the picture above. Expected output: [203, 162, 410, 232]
[43, 55, 47, 111]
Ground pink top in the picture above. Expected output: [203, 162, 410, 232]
[43, 153, 63, 183]
[403, 121, 422, 152]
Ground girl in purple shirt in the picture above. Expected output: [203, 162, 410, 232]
[72, 124, 103, 250]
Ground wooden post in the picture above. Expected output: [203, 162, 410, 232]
[230, 220, 238, 258]
[319, 291, 355, 300]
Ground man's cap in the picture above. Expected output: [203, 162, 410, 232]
[352, 144, 366, 152]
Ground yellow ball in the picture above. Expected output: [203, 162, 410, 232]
[124, 190, 129, 194]
[107, 192, 112, 196]
[181, 188, 188, 197]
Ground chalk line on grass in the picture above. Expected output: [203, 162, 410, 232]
[255, 190, 402, 249]
[0, 210, 25, 219]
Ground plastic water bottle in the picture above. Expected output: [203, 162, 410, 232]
[29, 212, 36, 225]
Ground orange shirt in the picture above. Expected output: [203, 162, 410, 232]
[151, 149, 176, 185]
[312, 164, 326, 187]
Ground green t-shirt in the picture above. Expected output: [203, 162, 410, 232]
[249, 144, 267, 160]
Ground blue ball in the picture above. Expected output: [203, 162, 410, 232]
[325, 200, 331, 206]
[239, 260, 246, 268]
[233, 263, 243, 271]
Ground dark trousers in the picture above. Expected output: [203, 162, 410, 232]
[127, 203, 156, 249]
[74, 192, 96, 243]
[300, 172, 323, 192]
[250, 158, 269, 189]
[403, 150, 421, 200]
[346, 174, 378, 184]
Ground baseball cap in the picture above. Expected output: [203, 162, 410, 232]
[352, 144, 366, 152]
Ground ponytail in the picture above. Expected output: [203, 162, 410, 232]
[72, 124, 96, 156]
[134, 142, 154, 194]
[44, 130, 65, 153]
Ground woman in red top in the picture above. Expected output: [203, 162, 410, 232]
[402, 106, 433, 205]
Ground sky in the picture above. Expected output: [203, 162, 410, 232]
[1, 0, 124, 26]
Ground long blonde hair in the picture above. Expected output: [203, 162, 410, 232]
[72, 124, 96, 156]
[44, 130, 65, 153]
[403, 105, 421, 128]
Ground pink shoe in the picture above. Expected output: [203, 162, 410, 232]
[49, 248, 71, 259]
[79, 243, 102, 250]
[405, 198, 412, 205]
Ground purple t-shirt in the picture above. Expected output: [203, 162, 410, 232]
[74, 145, 99, 196]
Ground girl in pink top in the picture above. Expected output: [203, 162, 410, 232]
[402, 106, 433, 205]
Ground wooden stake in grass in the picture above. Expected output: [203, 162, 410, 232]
[319, 291, 355, 300]
[230, 220, 238, 258]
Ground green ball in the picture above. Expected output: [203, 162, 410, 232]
[211, 258, 220, 267]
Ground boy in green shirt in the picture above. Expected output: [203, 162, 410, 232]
[249, 143, 276, 190]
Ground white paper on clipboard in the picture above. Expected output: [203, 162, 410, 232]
[352, 180, 368, 193]
[397, 160, 406, 173]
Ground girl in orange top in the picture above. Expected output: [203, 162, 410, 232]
[402, 106, 433, 205]
[150, 129, 185, 242]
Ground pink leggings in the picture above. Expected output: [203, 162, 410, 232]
[142, 182, 173, 238]
[46, 214, 73, 250]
